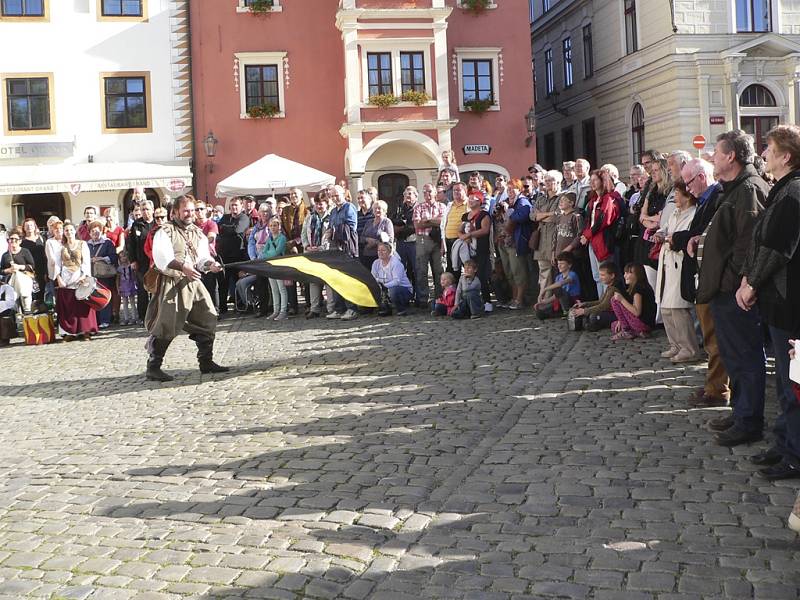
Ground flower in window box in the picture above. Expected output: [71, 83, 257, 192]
[248, 103, 280, 119]
[464, 98, 494, 114]
[247, 0, 274, 15]
[368, 94, 401, 108]
[462, 0, 491, 15]
[400, 90, 431, 106]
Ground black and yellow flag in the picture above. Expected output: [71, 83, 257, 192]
[229, 250, 380, 308]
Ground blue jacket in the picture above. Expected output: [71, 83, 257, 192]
[508, 195, 533, 256]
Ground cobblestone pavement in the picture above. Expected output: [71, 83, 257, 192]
[0, 310, 798, 600]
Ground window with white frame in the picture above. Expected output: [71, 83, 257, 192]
[624, 0, 638, 54]
[544, 48, 554, 96]
[455, 47, 502, 111]
[359, 43, 433, 104]
[235, 52, 287, 118]
[736, 0, 771, 32]
[562, 38, 573, 88]
[237, 0, 282, 13]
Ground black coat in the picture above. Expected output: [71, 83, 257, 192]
[127, 218, 155, 272]
[671, 183, 723, 303]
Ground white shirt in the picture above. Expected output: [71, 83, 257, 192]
[0, 283, 16, 313]
[51, 240, 91, 288]
[152, 227, 213, 272]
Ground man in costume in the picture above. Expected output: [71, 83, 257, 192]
[145, 195, 229, 381]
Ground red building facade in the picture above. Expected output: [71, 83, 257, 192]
[191, 0, 534, 205]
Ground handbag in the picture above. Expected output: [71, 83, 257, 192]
[92, 260, 116, 279]
[143, 267, 160, 293]
[528, 226, 541, 251]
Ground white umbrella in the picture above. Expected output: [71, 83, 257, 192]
[215, 153, 336, 198]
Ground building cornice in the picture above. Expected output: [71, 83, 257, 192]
[336, 7, 452, 32]
[339, 119, 458, 137]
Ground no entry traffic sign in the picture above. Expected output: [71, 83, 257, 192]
[692, 135, 706, 149]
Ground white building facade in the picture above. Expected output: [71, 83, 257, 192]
[530, 0, 800, 172]
[0, 0, 192, 229]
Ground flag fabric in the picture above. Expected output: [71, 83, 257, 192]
[229, 250, 380, 308]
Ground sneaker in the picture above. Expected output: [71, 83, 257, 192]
[273, 312, 288, 321]
[99, 323, 110, 329]
[484, 302, 494, 313]
[508, 302, 522, 310]
[470, 314, 482, 319]
[789, 492, 800, 532]
[340, 309, 358, 321]
[707, 414, 734, 432]
[326, 312, 343, 319]
[496, 302, 509, 309]
[661, 346, 679, 358]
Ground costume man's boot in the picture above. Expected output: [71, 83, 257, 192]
[193, 334, 230, 374]
[145, 337, 174, 382]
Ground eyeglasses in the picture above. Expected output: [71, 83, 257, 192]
[685, 173, 701, 187]
[154, 215, 167, 220]
[8, 237, 20, 242]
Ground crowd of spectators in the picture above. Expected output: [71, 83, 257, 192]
[0, 127, 799, 531]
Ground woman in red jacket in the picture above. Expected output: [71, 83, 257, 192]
[580, 171, 620, 298]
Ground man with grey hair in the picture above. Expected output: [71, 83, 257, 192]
[672, 158, 728, 409]
[127, 199, 155, 324]
[659, 150, 692, 230]
[696, 130, 769, 446]
[574, 159, 591, 212]
[325, 184, 359, 320]
[561, 161, 577, 193]
[600, 163, 627, 196]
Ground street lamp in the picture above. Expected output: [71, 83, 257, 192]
[525, 107, 536, 147]
[203, 131, 218, 173]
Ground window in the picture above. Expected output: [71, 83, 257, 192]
[367, 52, 393, 97]
[529, 0, 535, 22]
[100, 0, 141, 16]
[400, 52, 425, 93]
[245, 65, 279, 111]
[3, 75, 54, 134]
[562, 127, 574, 163]
[543, 0, 550, 12]
[582, 24, 593, 78]
[235, 52, 287, 118]
[740, 85, 779, 151]
[455, 48, 502, 111]
[532, 59, 537, 103]
[545, 48, 554, 96]
[543, 133, 556, 169]
[736, 0, 771, 32]
[582, 118, 597, 168]
[740, 84, 776, 106]
[101, 72, 151, 133]
[625, 0, 638, 54]
[562, 38, 573, 88]
[631, 103, 645, 164]
[462, 59, 494, 104]
[1, 0, 46, 18]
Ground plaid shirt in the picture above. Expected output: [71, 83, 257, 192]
[413, 201, 445, 236]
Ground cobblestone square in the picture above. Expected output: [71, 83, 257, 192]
[0, 313, 798, 599]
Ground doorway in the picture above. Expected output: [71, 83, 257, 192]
[12, 193, 67, 229]
[377, 173, 410, 216]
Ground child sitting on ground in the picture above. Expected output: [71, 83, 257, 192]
[535, 252, 581, 320]
[431, 272, 457, 316]
[568, 261, 625, 331]
[452, 260, 483, 319]
[610, 262, 656, 340]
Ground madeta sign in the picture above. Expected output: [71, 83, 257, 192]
[463, 145, 491, 155]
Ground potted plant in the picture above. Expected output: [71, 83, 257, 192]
[400, 90, 431, 106]
[368, 93, 401, 108]
[462, 0, 490, 15]
[464, 98, 494, 114]
[247, 0, 274, 15]
[248, 102, 280, 119]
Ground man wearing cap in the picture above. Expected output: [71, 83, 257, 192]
[145, 195, 228, 381]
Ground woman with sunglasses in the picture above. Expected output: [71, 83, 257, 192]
[1, 228, 36, 314]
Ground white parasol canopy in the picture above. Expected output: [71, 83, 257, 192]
[215, 154, 336, 198]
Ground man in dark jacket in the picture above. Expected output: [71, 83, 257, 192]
[737, 124, 800, 480]
[127, 200, 155, 323]
[215, 198, 250, 315]
[672, 158, 728, 408]
[696, 130, 770, 446]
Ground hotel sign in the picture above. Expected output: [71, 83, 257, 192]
[0, 142, 74, 160]
[0, 176, 193, 196]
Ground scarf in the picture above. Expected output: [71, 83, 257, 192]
[309, 212, 328, 247]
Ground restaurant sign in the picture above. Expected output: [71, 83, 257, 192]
[0, 142, 74, 160]
[0, 177, 193, 196]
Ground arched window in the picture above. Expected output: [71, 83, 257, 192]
[631, 103, 644, 165]
[739, 85, 779, 151]
[740, 84, 776, 107]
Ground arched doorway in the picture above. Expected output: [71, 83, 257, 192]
[739, 84, 779, 151]
[11, 193, 67, 229]
[377, 173, 410, 216]
[122, 188, 161, 224]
